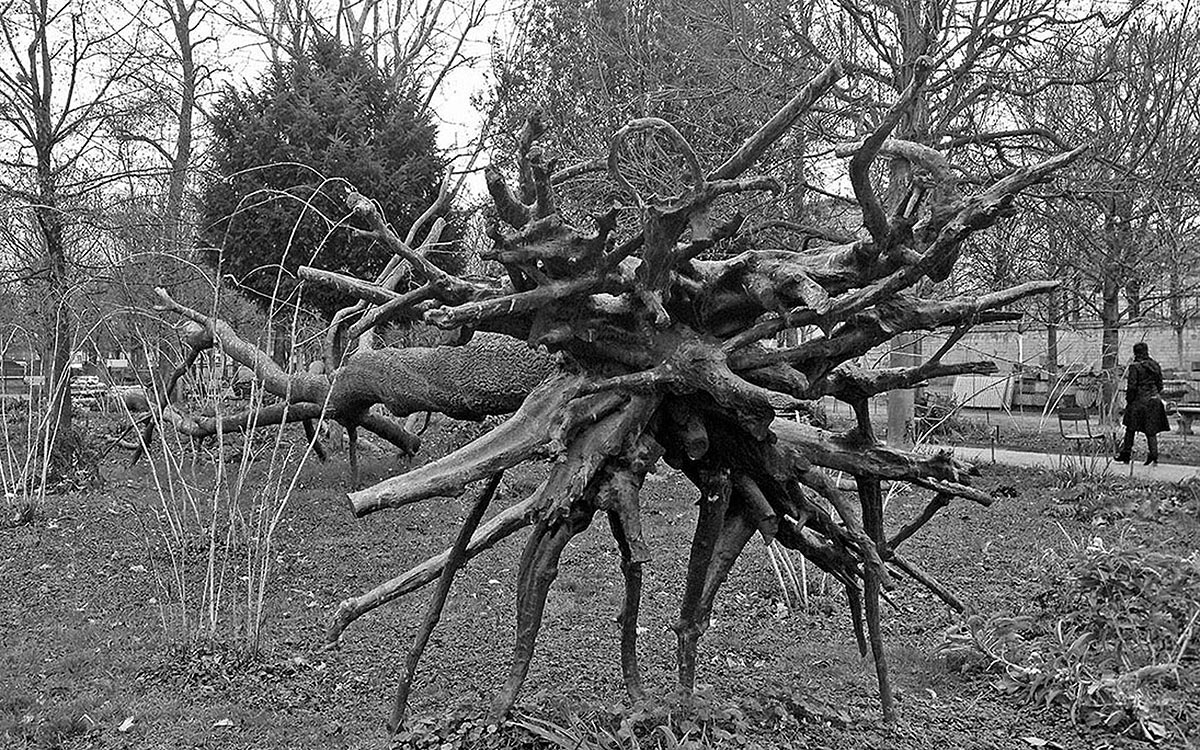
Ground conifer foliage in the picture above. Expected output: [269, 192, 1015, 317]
[203, 37, 445, 316]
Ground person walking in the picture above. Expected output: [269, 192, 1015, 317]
[1115, 342, 1169, 465]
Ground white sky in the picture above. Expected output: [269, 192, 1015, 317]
[426, 34, 496, 198]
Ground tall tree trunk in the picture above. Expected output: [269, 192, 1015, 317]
[1099, 195, 1130, 420]
[35, 159, 74, 468]
[1099, 271, 1120, 420]
[164, 0, 195, 254]
[29, 0, 74, 469]
[883, 151, 922, 447]
[887, 334, 919, 446]
[1046, 287, 1059, 374]
[1169, 266, 1186, 369]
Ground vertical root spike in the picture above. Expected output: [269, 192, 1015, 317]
[857, 475, 896, 722]
[682, 505, 755, 693]
[674, 475, 731, 693]
[129, 419, 157, 466]
[511, 499, 545, 619]
[606, 510, 646, 703]
[303, 418, 328, 462]
[698, 508, 756, 610]
[491, 523, 553, 721]
[490, 503, 594, 721]
[864, 568, 894, 720]
[388, 472, 503, 734]
[845, 583, 868, 656]
[347, 423, 359, 487]
[798, 467, 893, 589]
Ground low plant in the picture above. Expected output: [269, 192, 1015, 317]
[0, 326, 104, 526]
[121, 311, 323, 656]
[392, 712, 515, 750]
[1176, 477, 1200, 517]
[1046, 471, 1187, 525]
[1051, 450, 1113, 491]
[393, 688, 801, 750]
[940, 539, 1200, 744]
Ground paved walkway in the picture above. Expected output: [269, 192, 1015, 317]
[924, 444, 1200, 483]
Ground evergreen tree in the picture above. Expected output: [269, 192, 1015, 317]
[203, 37, 445, 317]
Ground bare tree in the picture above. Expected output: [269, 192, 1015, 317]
[799, 0, 1143, 441]
[125, 0, 217, 251]
[0, 0, 144, 470]
[219, 0, 493, 106]
[101, 0, 229, 383]
[1024, 11, 1200, 407]
[1159, 200, 1200, 369]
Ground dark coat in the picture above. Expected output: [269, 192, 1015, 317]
[1122, 356, 1169, 435]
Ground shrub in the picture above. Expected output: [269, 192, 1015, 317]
[202, 36, 448, 317]
[941, 540, 1200, 744]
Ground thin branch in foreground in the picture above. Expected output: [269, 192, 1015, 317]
[389, 472, 504, 734]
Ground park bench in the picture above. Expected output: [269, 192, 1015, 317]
[1057, 407, 1110, 454]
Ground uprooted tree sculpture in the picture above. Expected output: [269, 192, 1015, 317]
[149, 59, 1085, 731]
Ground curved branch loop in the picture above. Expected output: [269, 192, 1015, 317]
[608, 117, 706, 212]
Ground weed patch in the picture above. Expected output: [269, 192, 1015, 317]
[941, 540, 1200, 744]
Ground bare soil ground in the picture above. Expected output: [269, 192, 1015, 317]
[1, 423, 1197, 750]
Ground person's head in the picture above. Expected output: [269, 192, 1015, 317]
[1133, 342, 1149, 360]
